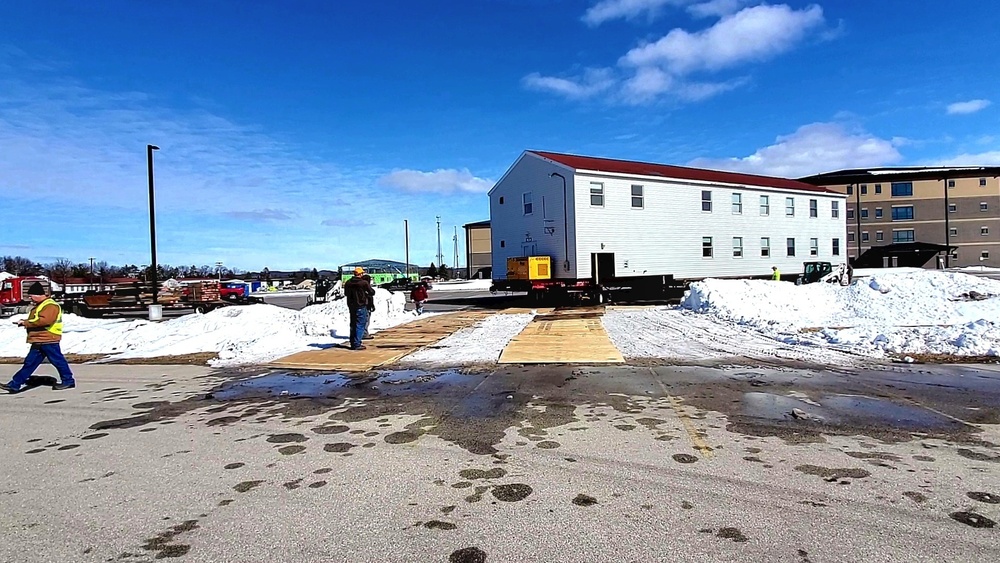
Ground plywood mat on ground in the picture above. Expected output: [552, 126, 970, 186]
[498, 314, 624, 364]
[269, 311, 492, 372]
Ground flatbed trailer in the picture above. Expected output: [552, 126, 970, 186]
[61, 282, 228, 318]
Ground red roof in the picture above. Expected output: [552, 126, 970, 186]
[530, 150, 833, 194]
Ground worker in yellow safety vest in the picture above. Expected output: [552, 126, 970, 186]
[771, 266, 781, 281]
[1, 282, 76, 393]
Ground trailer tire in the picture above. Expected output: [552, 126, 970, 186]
[195, 305, 208, 314]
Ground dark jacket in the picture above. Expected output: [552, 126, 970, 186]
[344, 276, 373, 310]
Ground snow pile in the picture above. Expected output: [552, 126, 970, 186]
[400, 313, 534, 365]
[0, 272, 13, 281]
[429, 279, 495, 292]
[0, 289, 410, 366]
[680, 270, 1000, 357]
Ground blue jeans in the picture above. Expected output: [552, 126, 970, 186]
[349, 307, 369, 349]
[9, 343, 75, 389]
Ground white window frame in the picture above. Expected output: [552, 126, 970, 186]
[809, 199, 818, 218]
[982, 226, 990, 236]
[732, 193, 743, 214]
[876, 231, 884, 242]
[702, 190, 712, 212]
[786, 237, 796, 257]
[810, 237, 819, 256]
[831, 200, 839, 218]
[631, 185, 643, 209]
[785, 197, 795, 217]
[948, 203, 957, 213]
[733, 237, 743, 258]
[702, 236, 713, 258]
[981, 202, 989, 212]
[760, 195, 770, 216]
[760, 237, 770, 257]
[832, 238, 841, 256]
[589, 182, 604, 207]
[522, 192, 533, 215]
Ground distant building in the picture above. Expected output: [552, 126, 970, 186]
[800, 167, 1000, 267]
[463, 220, 491, 279]
[338, 258, 420, 283]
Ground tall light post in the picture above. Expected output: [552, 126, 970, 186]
[88, 257, 95, 290]
[216, 261, 224, 282]
[147, 144, 160, 305]
[436, 215, 444, 267]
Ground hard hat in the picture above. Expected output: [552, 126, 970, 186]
[354, 267, 364, 275]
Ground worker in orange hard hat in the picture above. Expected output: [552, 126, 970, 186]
[344, 268, 374, 350]
[353, 266, 364, 276]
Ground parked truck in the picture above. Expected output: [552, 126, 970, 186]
[0, 276, 53, 317]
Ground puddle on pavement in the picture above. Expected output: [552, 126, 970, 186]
[212, 369, 475, 401]
[740, 392, 966, 432]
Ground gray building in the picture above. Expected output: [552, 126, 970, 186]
[464, 220, 491, 279]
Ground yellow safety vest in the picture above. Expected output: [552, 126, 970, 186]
[28, 298, 63, 336]
[771, 269, 781, 280]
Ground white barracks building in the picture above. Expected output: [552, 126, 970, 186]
[489, 151, 847, 282]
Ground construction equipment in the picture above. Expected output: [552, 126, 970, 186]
[796, 262, 851, 285]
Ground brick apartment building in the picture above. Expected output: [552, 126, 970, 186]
[800, 167, 1000, 267]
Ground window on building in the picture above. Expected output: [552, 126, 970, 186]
[982, 227, 990, 236]
[847, 185, 854, 195]
[810, 238, 819, 256]
[631, 185, 643, 209]
[893, 229, 915, 243]
[732, 193, 742, 214]
[860, 184, 868, 195]
[861, 208, 869, 219]
[981, 178, 988, 187]
[891, 182, 913, 197]
[500, 240, 505, 248]
[891, 206, 914, 221]
[590, 183, 604, 207]
[876, 231, 884, 242]
[702, 190, 712, 212]
[761, 237, 770, 257]
[786, 238, 796, 257]
[847, 209, 855, 219]
[983, 251, 990, 259]
[950, 227, 958, 236]
[948, 203, 957, 213]
[861, 232, 869, 242]
[951, 251, 959, 260]
[498, 197, 504, 204]
[785, 197, 795, 217]
[832, 238, 841, 256]
[875, 207, 883, 219]
[733, 237, 743, 258]
[948, 179, 956, 188]
[831, 201, 839, 218]
[981, 202, 989, 212]
[522, 192, 535, 215]
[875, 184, 882, 194]
[702, 237, 713, 258]
[809, 199, 818, 218]
[848, 232, 855, 242]
[760, 195, 770, 216]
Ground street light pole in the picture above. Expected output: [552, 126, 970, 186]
[147, 144, 160, 305]
[89, 257, 95, 290]
[436, 215, 443, 267]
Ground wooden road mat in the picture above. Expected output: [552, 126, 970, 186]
[269, 311, 492, 372]
[498, 313, 624, 364]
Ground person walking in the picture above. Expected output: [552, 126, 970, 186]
[770, 266, 781, 281]
[1, 282, 76, 394]
[361, 274, 376, 340]
[343, 267, 373, 350]
[410, 281, 428, 315]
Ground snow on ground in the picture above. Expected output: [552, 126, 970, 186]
[617, 269, 1000, 361]
[399, 313, 535, 366]
[0, 289, 411, 367]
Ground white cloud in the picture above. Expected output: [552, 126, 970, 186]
[935, 151, 1000, 166]
[522, 68, 615, 99]
[378, 168, 493, 194]
[223, 209, 297, 222]
[582, 0, 686, 27]
[533, 3, 827, 104]
[689, 122, 904, 177]
[686, 0, 750, 18]
[946, 99, 991, 115]
[621, 4, 825, 74]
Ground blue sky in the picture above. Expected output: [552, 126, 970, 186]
[1, 0, 997, 271]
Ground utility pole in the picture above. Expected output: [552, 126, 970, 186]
[404, 219, 410, 279]
[147, 144, 160, 307]
[89, 257, 95, 290]
[436, 215, 443, 267]
[453, 226, 459, 278]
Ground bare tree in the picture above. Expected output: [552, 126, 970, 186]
[2, 256, 39, 276]
[45, 259, 75, 289]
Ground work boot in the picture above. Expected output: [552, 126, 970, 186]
[0, 383, 22, 394]
[52, 382, 76, 391]
[351, 345, 367, 351]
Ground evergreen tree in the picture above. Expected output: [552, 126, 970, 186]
[438, 263, 450, 280]
[426, 262, 438, 278]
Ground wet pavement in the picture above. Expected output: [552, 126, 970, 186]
[1, 362, 999, 562]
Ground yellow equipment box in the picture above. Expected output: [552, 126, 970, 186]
[507, 256, 551, 280]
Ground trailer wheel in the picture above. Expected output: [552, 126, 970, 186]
[195, 305, 208, 314]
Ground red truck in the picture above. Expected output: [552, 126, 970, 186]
[0, 276, 52, 317]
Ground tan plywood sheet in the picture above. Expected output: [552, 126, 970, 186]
[269, 311, 491, 371]
[498, 315, 625, 364]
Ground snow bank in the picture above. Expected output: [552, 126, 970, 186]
[680, 270, 1000, 357]
[0, 289, 410, 366]
[400, 313, 534, 365]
